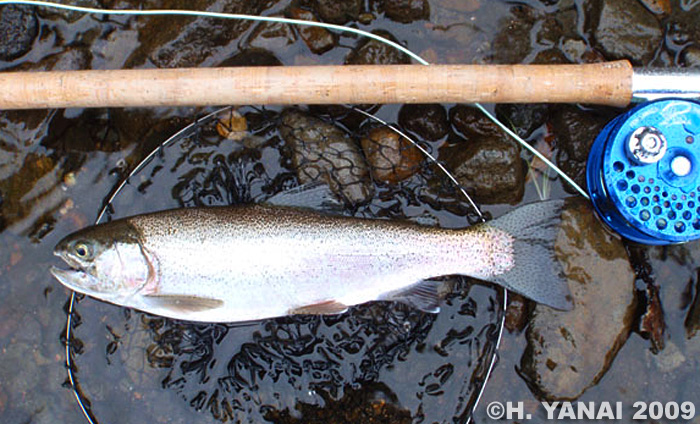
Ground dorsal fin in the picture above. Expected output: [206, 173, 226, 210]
[263, 182, 344, 213]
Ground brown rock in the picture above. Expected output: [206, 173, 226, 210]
[244, 20, 296, 52]
[490, 6, 536, 64]
[125, 0, 265, 68]
[686, 276, 700, 338]
[216, 109, 248, 141]
[560, 38, 607, 64]
[383, 0, 430, 23]
[0, 382, 5, 413]
[495, 104, 550, 139]
[398, 104, 449, 141]
[505, 293, 531, 333]
[345, 31, 411, 65]
[637, 0, 671, 15]
[682, 46, 700, 68]
[287, 7, 337, 55]
[442, 134, 525, 204]
[592, 0, 663, 64]
[36, 0, 99, 22]
[263, 383, 411, 424]
[361, 126, 423, 184]
[634, 254, 665, 353]
[0, 5, 38, 61]
[551, 105, 615, 194]
[315, 0, 362, 24]
[450, 104, 504, 139]
[641, 290, 665, 350]
[279, 109, 374, 206]
[219, 48, 283, 67]
[520, 198, 637, 401]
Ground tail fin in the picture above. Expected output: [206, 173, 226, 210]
[489, 200, 572, 310]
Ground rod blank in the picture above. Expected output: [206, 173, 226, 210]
[0, 61, 634, 110]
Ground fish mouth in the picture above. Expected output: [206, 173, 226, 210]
[53, 248, 83, 270]
[50, 266, 101, 295]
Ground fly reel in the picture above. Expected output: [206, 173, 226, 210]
[587, 99, 700, 245]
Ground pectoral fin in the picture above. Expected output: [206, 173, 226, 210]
[382, 280, 442, 314]
[289, 300, 349, 315]
[143, 294, 224, 313]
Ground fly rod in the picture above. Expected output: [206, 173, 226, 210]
[0, 61, 698, 110]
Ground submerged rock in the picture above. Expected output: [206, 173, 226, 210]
[279, 109, 373, 206]
[263, 383, 411, 424]
[442, 138, 524, 204]
[450, 104, 503, 139]
[505, 293, 531, 333]
[639, 277, 665, 353]
[552, 105, 613, 194]
[591, 0, 663, 64]
[490, 6, 535, 64]
[443, 105, 524, 204]
[649, 341, 685, 373]
[315, 0, 362, 24]
[0, 107, 62, 234]
[124, 0, 266, 68]
[682, 47, 700, 68]
[345, 31, 411, 65]
[398, 104, 450, 141]
[383, 0, 430, 23]
[560, 38, 607, 64]
[243, 20, 297, 52]
[219, 48, 283, 67]
[287, 7, 337, 55]
[361, 126, 424, 184]
[215, 109, 248, 141]
[495, 104, 550, 139]
[686, 275, 700, 338]
[638, 0, 672, 15]
[520, 198, 637, 401]
[0, 5, 38, 61]
[36, 0, 100, 22]
[552, 106, 608, 163]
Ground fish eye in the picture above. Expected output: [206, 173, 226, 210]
[74, 242, 92, 259]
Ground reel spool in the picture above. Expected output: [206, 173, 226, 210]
[587, 99, 700, 245]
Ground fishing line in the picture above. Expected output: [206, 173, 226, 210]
[0, 0, 427, 63]
[0, 0, 588, 199]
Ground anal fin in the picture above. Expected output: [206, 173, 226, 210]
[143, 294, 224, 313]
[382, 280, 442, 314]
[289, 300, 349, 315]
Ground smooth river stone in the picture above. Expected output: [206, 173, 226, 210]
[520, 198, 637, 401]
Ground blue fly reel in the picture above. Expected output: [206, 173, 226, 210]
[587, 99, 700, 245]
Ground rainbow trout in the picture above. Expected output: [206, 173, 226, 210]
[50, 200, 571, 322]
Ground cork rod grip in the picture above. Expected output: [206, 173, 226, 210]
[0, 61, 633, 110]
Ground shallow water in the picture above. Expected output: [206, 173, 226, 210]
[1, 1, 699, 423]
